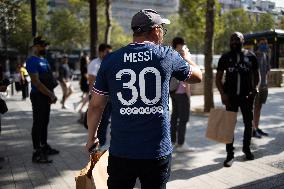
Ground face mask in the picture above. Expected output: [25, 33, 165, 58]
[259, 44, 268, 52]
[38, 49, 47, 56]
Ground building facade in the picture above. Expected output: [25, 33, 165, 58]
[112, 0, 179, 33]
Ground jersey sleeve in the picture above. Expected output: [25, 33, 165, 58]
[217, 54, 226, 71]
[168, 49, 191, 81]
[26, 57, 38, 74]
[92, 61, 109, 96]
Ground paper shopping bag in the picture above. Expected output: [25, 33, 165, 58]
[75, 150, 107, 189]
[93, 151, 109, 189]
[206, 108, 237, 144]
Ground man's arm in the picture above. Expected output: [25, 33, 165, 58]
[216, 70, 229, 106]
[30, 73, 57, 103]
[88, 74, 96, 92]
[253, 67, 260, 91]
[86, 93, 108, 150]
[183, 57, 202, 84]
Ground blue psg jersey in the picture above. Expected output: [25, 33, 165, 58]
[93, 42, 192, 159]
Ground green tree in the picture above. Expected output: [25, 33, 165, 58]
[8, 0, 48, 55]
[178, 0, 206, 53]
[0, 0, 20, 42]
[204, 0, 215, 112]
[215, 8, 252, 53]
[96, 2, 131, 50]
[278, 16, 284, 29]
[49, 8, 89, 51]
[253, 13, 275, 32]
[104, 0, 112, 44]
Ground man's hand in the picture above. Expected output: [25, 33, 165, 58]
[49, 93, 57, 104]
[86, 137, 99, 153]
[180, 45, 191, 60]
[221, 93, 229, 106]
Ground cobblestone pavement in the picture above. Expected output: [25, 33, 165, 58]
[0, 82, 283, 189]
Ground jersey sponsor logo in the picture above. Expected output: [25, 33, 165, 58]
[116, 67, 163, 115]
[39, 62, 48, 67]
[120, 106, 163, 115]
[123, 50, 153, 63]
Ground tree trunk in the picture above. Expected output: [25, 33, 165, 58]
[30, 0, 37, 37]
[203, 0, 215, 112]
[104, 0, 112, 44]
[90, 0, 98, 59]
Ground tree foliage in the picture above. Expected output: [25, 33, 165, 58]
[49, 8, 89, 51]
[178, 0, 206, 53]
[8, 0, 48, 55]
[254, 13, 275, 31]
[7, 0, 130, 55]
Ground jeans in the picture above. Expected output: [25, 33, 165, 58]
[107, 154, 172, 189]
[97, 101, 111, 146]
[170, 93, 190, 145]
[30, 92, 51, 150]
[225, 94, 254, 154]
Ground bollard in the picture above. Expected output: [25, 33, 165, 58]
[11, 81, 14, 96]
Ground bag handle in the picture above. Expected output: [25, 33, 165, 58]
[86, 150, 107, 178]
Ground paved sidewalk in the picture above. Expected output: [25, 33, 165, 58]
[0, 82, 283, 189]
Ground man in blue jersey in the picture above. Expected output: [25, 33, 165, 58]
[86, 9, 202, 189]
[26, 36, 59, 164]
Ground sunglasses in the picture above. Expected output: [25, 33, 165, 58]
[156, 24, 167, 36]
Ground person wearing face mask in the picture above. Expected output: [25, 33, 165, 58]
[216, 32, 259, 167]
[26, 36, 59, 164]
[253, 38, 270, 138]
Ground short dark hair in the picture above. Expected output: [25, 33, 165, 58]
[172, 37, 185, 49]
[98, 44, 112, 52]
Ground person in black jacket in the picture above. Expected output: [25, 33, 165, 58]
[216, 32, 259, 167]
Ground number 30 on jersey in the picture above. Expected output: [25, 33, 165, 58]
[116, 67, 161, 106]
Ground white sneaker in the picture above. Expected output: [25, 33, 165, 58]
[175, 143, 196, 153]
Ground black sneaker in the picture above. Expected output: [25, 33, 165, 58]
[243, 149, 254, 160]
[223, 154, 234, 167]
[257, 129, 268, 136]
[32, 150, 52, 164]
[43, 145, 60, 155]
[252, 129, 262, 138]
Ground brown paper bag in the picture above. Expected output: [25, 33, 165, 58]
[93, 151, 109, 189]
[75, 150, 108, 189]
[206, 108, 237, 144]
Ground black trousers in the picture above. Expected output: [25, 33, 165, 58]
[30, 92, 51, 150]
[107, 154, 172, 189]
[170, 93, 190, 145]
[225, 95, 254, 154]
[21, 82, 29, 99]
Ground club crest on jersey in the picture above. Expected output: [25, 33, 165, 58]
[124, 50, 153, 63]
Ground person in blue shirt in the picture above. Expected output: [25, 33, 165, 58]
[26, 36, 59, 164]
[86, 9, 202, 189]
